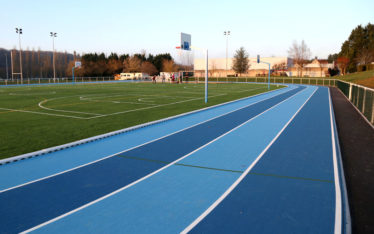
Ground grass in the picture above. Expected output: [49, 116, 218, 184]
[338, 70, 374, 88]
[0, 81, 282, 159]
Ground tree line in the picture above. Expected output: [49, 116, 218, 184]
[0, 48, 180, 79]
[70, 52, 177, 77]
[0, 48, 75, 79]
[328, 23, 374, 74]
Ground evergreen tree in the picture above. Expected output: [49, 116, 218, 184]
[232, 47, 249, 76]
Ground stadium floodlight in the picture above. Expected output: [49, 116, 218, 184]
[15, 27, 23, 81]
[50, 32, 57, 81]
[224, 31, 231, 74]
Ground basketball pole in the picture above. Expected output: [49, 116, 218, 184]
[205, 49, 208, 103]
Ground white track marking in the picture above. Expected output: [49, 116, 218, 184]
[328, 89, 342, 234]
[38, 99, 102, 116]
[1, 87, 296, 194]
[0, 107, 86, 119]
[181, 87, 318, 233]
[21, 87, 305, 233]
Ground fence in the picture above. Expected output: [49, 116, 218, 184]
[336, 80, 374, 125]
[0, 77, 115, 86]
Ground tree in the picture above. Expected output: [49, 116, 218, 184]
[339, 23, 374, 72]
[209, 60, 218, 77]
[232, 47, 249, 76]
[141, 61, 158, 75]
[327, 53, 338, 63]
[162, 59, 176, 72]
[123, 56, 142, 72]
[288, 40, 311, 77]
[336, 56, 349, 75]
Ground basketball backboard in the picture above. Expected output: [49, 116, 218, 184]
[181, 33, 191, 51]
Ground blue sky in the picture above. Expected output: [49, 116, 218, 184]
[0, 0, 373, 60]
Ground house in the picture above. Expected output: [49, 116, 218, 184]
[289, 59, 334, 77]
[194, 57, 293, 77]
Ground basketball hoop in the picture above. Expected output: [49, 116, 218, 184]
[175, 46, 181, 49]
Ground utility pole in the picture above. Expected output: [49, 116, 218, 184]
[50, 32, 57, 81]
[15, 27, 23, 82]
[224, 30, 230, 76]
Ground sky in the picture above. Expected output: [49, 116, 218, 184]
[1, 0, 373, 61]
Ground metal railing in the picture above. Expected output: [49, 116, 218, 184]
[189, 77, 337, 86]
[336, 80, 374, 125]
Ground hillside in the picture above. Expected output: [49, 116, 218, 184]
[338, 70, 374, 89]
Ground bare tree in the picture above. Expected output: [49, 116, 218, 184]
[355, 48, 374, 70]
[336, 57, 349, 75]
[123, 56, 142, 72]
[162, 59, 176, 72]
[141, 61, 158, 75]
[209, 60, 218, 77]
[288, 40, 311, 77]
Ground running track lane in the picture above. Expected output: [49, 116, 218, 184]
[30, 86, 317, 233]
[188, 87, 344, 233]
[0, 85, 293, 191]
[0, 86, 304, 233]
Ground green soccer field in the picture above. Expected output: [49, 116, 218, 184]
[0, 81, 282, 159]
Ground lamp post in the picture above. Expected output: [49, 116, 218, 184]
[224, 30, 230, 76]
[50, 32, 57, 81]
[15, 27, 23, 81]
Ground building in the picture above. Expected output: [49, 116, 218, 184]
[289, 59, 334, 77]
[194, 57, 334, 78]
[194, 57, 293, 77]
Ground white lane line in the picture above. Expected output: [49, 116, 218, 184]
[328, 89, 342, 234]
[0, 87, 295, 194]
[21, 86, 306, 233]
[181, 86, 318, 234]
[0, 107, 86, 119]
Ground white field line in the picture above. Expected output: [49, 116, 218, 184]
[0, 107, 86, 119]
[181, 87, 318, 233]
[328, 89, 342, 234]
[21, 86, 306, 234]
[0, 88, 292, 194]
[85, 94, 227, 119]
[38, 99, 102, 116]
[80, 96, 155, 106]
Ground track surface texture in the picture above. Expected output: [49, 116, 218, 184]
[0, 85, 350, 234]
[330, 87, 374, 234]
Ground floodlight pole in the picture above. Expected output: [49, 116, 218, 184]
[50, 32, 57, 81]
[15, 28, 23, 82]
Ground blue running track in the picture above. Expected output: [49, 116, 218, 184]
[0, 85, 349, 234]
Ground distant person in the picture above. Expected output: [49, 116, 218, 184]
[152, 75, 156, 84]
[172, 74, 175, 83]
[162, 74, 165, 83]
